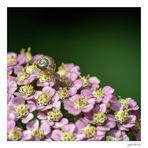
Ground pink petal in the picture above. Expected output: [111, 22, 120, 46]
[22, 130, 32, 140]
[53, 101, 61, 109]
[69, 86, 77, 96]
[99, 104, 107, 113]
[43, 86, 55, 97]
[89, 77, 100, 85]
[26, 119, 39, 130]
[40, 122, 51, 135]
[74, 79, 83, 89]
[51, 130, 62, 141]
[7, 120, 15, 131]
[22, 113, 33, 124]
[82, 104, 93, 112]
[103, 86, 114, 95]
[55, 118, 68, 128]
[62, 124, 75, 133]
[37, 112, 47, 120]
[103, 95, 112, 103]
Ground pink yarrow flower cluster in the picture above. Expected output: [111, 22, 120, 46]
[7, 49, 141, 141]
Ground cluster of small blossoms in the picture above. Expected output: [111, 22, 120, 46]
[7, 48, 141, 141]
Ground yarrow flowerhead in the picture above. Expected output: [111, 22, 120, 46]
[7, 49, 141, 141]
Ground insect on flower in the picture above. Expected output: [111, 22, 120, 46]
[36, 56, 72, 87]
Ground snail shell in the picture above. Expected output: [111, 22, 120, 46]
[37, 56, 56, 73]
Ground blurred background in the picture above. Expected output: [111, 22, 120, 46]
[8, 8, 141, 106]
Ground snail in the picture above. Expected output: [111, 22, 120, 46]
[36, 56, 72, 87]
[37, 56, 56, 74]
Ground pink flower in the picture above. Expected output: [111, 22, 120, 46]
[75, 117, 106, 140]
[57, 64, 80, 82]
[92, 85, 114, 103]
[51, 123, 77, 141]
[7, 120, 22, 141]
[106, 129, 129, 141]
[34, 86, 61, 111]
[84, 104, 116, 129]
[9, 97, 34, 124]
[64, 94, 95, 115]
[22, 119, 51, 141]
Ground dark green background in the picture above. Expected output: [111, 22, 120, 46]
[8, 8, 141, 106]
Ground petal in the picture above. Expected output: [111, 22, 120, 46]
[103, 86, 114, 95]
[62, 124, 75, 133]
[66, 72, 77, 81]
[43, 86, 55, 97]
[103, 95, 112, 103]
[12, 97, 25, 105]
[76, 134, 85, 141]
[89, 76, 100, 85]
[68, 107, 81, 115]
[69, 95, 79, 102]
[99, 104, 107, 113]
[28, 101, 36, 112]
[110, 96, 122, 112]
[51, 130, 62, 141]
[40, 122, 51, 135]
[22, 130, 32, 140]
[73, 79, 83, 89]
[87, 98, 95, 104]
[108, 129, 121, 138]
[52, 101, 61, 109]
[69, 86, 77, 96]
[22, 113, 33, 124]
[105, 120, 116, 128]
[82, 104, 93, 112]
[127, 115, 136, 124]
[7, 120, 15, 131]
[8, 111, 16, 121]
[37, 112, 47, 120]
[81, 89, 92, 97]
[14, 65, 24, 74]
[26, 119, 39, 130]
[75, 120, 85, 133]
[55, 118, 68, 128]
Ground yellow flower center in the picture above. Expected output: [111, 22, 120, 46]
[58, 87, 69, 100]
[7, 55, 16, 65]
[32, 128, 44, 139]
[47, 108, 63, 122]
[61, 132, 75, 141]
[80, 75, 90, 87]
[119, 98, 129, 109]
[83, 125, 96, 138]
[92, 88, 104, 99]
[37, 93, 50, 106]
[25, 64, 37, 74]
[19, 84, 34, 96]
[115, 110, 129, 124]
[106, 136, 120, 141]
[17, 71, 29, 81]
[8, 129, 21, 141]
[74, 96, 87, 109]
[93, 112, 107, 125]
[15, 104, 28, 118]
[57, 64, 69, 76]
[38, 72, 51, 82]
